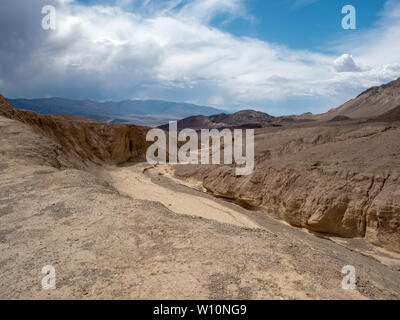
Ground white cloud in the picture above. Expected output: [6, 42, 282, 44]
[333, 54, 361, 72]
[0, 0, 399, 114]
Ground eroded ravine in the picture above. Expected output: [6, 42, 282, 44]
[104, 162, 400, 273]
[105, 163, 259, 229]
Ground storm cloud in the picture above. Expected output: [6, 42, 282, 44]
[0, 0, 399, 114]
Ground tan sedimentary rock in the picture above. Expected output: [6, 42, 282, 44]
[175, 124, 400, 253]
[0, 94, 149, 168]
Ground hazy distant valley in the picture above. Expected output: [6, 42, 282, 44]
[9, 98, 224, 126]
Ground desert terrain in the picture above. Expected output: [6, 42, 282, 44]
[1, 78, 400, 300]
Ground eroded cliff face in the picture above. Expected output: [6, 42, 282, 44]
[0, 95, 149, 168]
[174, 124, 400, 253]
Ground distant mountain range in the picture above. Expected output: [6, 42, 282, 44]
[8, 77, 400, 129]
[160, 77, 400, 130]
[8, 97, 224, 126]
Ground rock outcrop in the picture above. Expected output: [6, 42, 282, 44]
[0, 95, 149, 168]
[175, 123, 400, 253]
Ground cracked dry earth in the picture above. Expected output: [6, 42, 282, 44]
[1, 115, 400, 300]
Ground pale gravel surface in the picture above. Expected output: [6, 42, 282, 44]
[106, 163, 259, 229]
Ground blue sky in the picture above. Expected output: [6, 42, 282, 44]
[216, 0, 385, 51]
[0, 0, 399, 115]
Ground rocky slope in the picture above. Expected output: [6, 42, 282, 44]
[369, 105, 400, 123]
[174, 122, 400, 253]
[316, 77, 400, 121]
[0, 95, 149, 168]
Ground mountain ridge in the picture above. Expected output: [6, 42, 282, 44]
[161, 77, 400, 130]
[159, 109, 277, 130]
[8, 97, 225, 126]
[315, 77, 400, 121]
[8, 77, 400, 128]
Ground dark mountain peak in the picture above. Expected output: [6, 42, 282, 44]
[235, 109, 266, 114]
[160, 108, 276, 130]
[232, 109, 274, 118]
